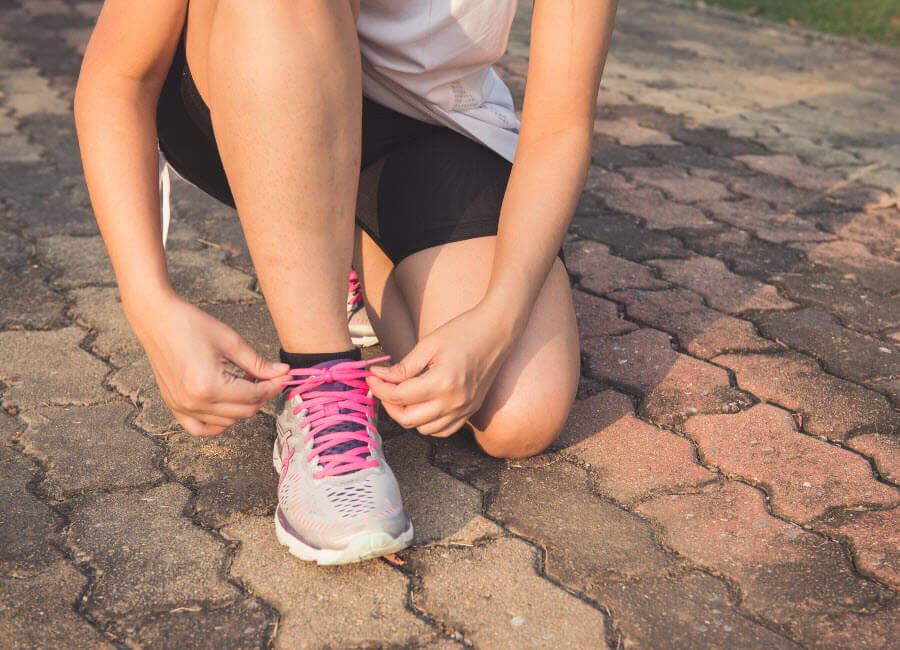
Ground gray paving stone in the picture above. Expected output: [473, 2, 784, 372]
[66, 482, 239, 619]
[107, 350, 178, 435]
[702, 198, 833, 244]
[223, 514, 432, 649]
[680, 227, 806, 280]
[0, 266, 68, 329]
[7, 189, 98, 238]
[168, 247, 258, 303]
[751, 308, 899, 382]
[116, 597, 274, 650]
[565, 239, 669, 295]
[385, 432, 482, 545]
[200, 300, 281, 364]
[0, 560, 112, 648]
[0, 442, 63, 575]
[69, 285, 140, 360]
[20, 401, 163, 500]
[570, 215, 691, 261]
[0, 161, 62, 196]
[405, 535, 611, 648]
[166, 412, 276, 528]
[0, 229, 33, 269]
[804, 240, 900, 295]
[0, 326, 109, 409]
[38, 235, 114, 287]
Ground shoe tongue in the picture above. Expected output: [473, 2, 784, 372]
[310, 359, 370, 468]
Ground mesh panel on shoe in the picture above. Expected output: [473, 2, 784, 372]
[326, 477, 377, 518]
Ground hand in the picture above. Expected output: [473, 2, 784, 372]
[367, 304, 515, 438]
[128, 293, 289, 437]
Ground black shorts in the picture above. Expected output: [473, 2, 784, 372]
[156, 26, 539, 266]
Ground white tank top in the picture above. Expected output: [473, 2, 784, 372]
[357, 0, 521, 163]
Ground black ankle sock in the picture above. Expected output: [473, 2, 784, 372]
[279, 347, 361, 369]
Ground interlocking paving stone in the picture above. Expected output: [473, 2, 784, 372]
[651, 256, 796, 314]
[0, 266, 68, 329]
[714, 352, 899, 441]
[38, 234, 115, 287]
[405, 535, 611, 648]
[820, 208, 900, 262]
[0, 560, 111, 648]
[803, 240, 900, 295]
[584, 328, 752, 426]
[66, 482, 239, 620]
[623, 165, 731, 203]
[69, 286, 139, 360]
[772, 272, 900, 333]
[590, 142, 655, 169]
[107, 350, 178, 435]
[564, 240, 668, 295]
[583, 165, 636, 196]
[0, 229, 32, 269]
[683, 405, 900, 523]
[604, 187, 714, 230]
[679, 227, 806, 280]
[572, 290, 636, 338]
[728, 175, 814, 211]
[115, 597, 273, 649]
[670, 128, 769, 158]
[819, 507, 900, 591]
[735, 154, 845, 191]
[593, 117, 677, 147]
[166, 413, 277, 528]
[558, 391, 715, 503]
[570, 215, 691, 261]
[223, 515, 431, 649]
[847, 434, 900, 485]
[637, 482, 894, 643]
[16, 113, 83, 177]
[0, 326, 109, 408]
[20, 401, 163, 500]
[0, 442, 63, 575]
[199, 300, 281, 364]
[0, 161, 62, 196]
[750, 308, 899, 382]
[385, 432, 482, 545]
[789, 602, 900, 650]
[609, 287, 778, 359]
[8, 190, 98, 238]
[702, 198, 833, 244]
[644, 144, 756, 177]
[168, 248, 259, 303]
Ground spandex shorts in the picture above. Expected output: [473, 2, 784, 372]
[156, 26, 565, 266]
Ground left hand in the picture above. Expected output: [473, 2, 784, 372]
[367, 305, 516, 438]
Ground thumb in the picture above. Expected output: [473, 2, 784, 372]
[224, 334, 289, 380]
[370, 341, 433, 384]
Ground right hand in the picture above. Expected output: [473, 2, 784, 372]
[128, 293, 290, 437]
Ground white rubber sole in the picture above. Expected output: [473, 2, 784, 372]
[275, 510, 414, 565]
[350, 333, 379, 348]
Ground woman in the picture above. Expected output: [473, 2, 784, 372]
[74, 0, 618, 564]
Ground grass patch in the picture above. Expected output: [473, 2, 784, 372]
[694, 0, 900, 46]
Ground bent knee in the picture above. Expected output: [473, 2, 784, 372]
[472, 404, 570, 460]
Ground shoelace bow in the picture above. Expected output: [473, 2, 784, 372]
[280, 356, 390, 480]
[347, 270, 363, 308]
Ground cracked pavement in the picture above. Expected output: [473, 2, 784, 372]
[1, 0, 898, 647]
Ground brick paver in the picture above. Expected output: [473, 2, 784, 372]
[1, 0, 898, 646]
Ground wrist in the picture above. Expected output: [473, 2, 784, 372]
[121, 281, 180, 329]
[476, 290, 531, 345]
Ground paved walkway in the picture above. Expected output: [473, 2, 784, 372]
[1, 0, 898, 647]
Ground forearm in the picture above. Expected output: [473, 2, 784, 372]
[481, 124, 591, 337]
[74, 79, 175, 322]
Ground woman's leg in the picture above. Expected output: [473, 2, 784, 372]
[199, 0, 361, 353]
[356, 231, 581, 459]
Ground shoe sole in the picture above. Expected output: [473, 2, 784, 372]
[275, 509, 414, 565]
[350, 333, 379, 348]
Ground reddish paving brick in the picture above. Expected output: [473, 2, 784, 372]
[644, 144, 756, 178]
[650, 256, 796, 314]
[847, 433, 900, 485]
[791, 603, 900, 650]
[703, 198, 833, 243]
[637, 482, 893, 640]
[824, 208, 900, 262]
[583, 166, 636, 196]
[609, 287, 778, 359]
[728, 175, 814, 211]
[819, 507, 900, 591]
[713, 352, 899, 441]
[593, 117, 678, 146]
[558, 390, 715, 503]
[564, 240, 668, 295]
[570, 215, 690, 262]
[572, 290, 636, 338]
[604, 187, 713, 230]
[584, 328, 751, 426]
[683, 404, 900, 523]
[805, 240, 900, 295]
[750, 308, 899, 382]
[735, 155, 845, 191]
[623, 165, 731, 203]
[683, 228, 805, 280]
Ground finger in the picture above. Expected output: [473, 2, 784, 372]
[387, 399, 447, 430]
[428, 417, 469, 439]
[194, 400, 261, 421]
[214, 374, 286, 406]
[175, 412, 230, 437]
[223, 332, 290, 380]
[415, 412, 460, 436]
[368, 340, 434, 384]
[368, 372, 441, 407]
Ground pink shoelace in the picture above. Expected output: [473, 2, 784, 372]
[347, 269, 363, 308]
[280, 356, 390, 481]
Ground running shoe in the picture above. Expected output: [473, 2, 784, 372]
[347, 269, 379, 347]
[273, 356, 413, 564]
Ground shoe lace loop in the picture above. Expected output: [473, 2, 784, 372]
[281, 356, 389, 479]
[347, 269, 363, 308]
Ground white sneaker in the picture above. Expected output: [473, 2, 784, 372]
[348, 270, 379, 347]
[273, 356, 412, 564]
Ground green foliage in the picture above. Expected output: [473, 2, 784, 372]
[695, 0, 900, 46]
